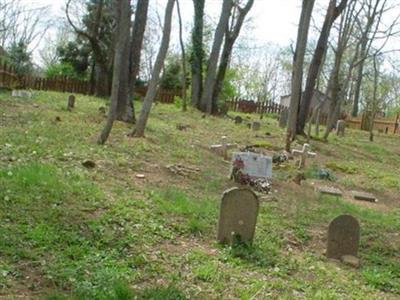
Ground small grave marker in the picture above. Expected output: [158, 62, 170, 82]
[336, 120, 345, 137]
[217, 187, 259, 244]
[231, 152, 272, 179]
[234, 116, 243, 124]
[351, 191, 377, 203]
[279, 108, 289, 128]
[252, 121, 261, 131]
[292, 143, 316, 169]
[210, 136, 237, 160]
[327, 214, 360, 259]
[316, 186, 343, 197]
[67, 94, 75, 111]
[12, 90, 32, 98]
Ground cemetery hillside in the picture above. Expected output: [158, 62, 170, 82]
[0, 91, 399, 299]
[1, 0, 400, 299]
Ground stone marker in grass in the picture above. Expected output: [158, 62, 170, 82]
[351, 191, 377, 202]
[252, 121, 261, 131]
[234, 116, 243, 124]
[336, 120, 345, 137]
[67, 94, 75, 111]
[217, 187, 259, 244]
[210, 136, 237, 160]
[327, 214, 360, 259]
[291, 143, 316, 169]
[316, 186, 343, 197]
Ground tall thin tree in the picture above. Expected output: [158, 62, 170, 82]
[296, 0, 348, 134]
[211, 0, 254, 114]
[98, 0, 131, 144]
[176, 0, 187, 112]
[286, 0, 315, 151]
[131, 0, 175, 137]
[191, 0, 205, 108]
[199, 0, 233, 113]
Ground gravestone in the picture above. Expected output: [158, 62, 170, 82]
[291, 143, 316, 169]
[337, 120, 345, 137]
[351, 191, 377, 202]
[210, 136, 237, 160]
[67, 95, 75, 111]
[316, 186, 343, 197]
[279, 108, 289, 128]
[234, 116, 243, 124]
[231, 152, 273, 179]
[12, 90, 32, 98]
[327, 214, 360, 259]
[217, 187, 259, 244]
[252, 121, 261, 131]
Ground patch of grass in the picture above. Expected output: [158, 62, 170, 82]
[325, 161, 358, 174]
[137, 285, 187, 300]
[150, 187, 217, 235]
[1, 90, 400, 298]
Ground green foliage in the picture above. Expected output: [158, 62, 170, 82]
[45, 62, 85, 80]
[220, 68, 238, 101]
[151, 188, 216, 235]
[174, 96, 182, 109]
[7, 41, 33, 75]
[57, 41, 91, 78]
[138, 285, 187, 300]
[325, 161, 357, 174]
[160, 55, 183, 90]
[1, 91, 400, 299]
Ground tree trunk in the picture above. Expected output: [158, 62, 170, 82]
[132, 0, 175, 137]
[297, 0, 347, 134]
[176, 0, 187, 112]
[199, 0, 233, 113]
[125, 0, 150, 123]
[285, 0, 315, 151]
[98, 0, 131, 144]
[95, 64, 111, 97]
[351, 39, 367, 117]
[212, 0, 254, 114]
[191, 0, 205, 108]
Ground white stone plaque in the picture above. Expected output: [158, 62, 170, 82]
[231, 152, 272, 179]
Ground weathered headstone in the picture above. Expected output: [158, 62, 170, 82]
[351, 191, 377, 203]
[234, 116, 243, 124]
[327, 214, 360, 259]
[67, 95, 75, 111]
[210, 136, 237, 160]
[217, 187, 259, 244]
[231, 152, 273, 179]
[279, 108, 289, 128]
[291, 143, 316, 169]
[252, 121, 261, 131]
[316, 186, 343, 197]
[12, 90, 32, 98]
[336, 120, 345, 137]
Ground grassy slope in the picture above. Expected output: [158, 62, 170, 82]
[0, 91, 399, 300]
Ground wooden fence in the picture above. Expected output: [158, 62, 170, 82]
[226, 98, 284, 114]
[226, 98, 330, 126]
[0, 60, 181, 103]
[347, 113, 400, 134]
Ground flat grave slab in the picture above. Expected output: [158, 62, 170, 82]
[351, 191, 377, 203]
[231, 152, 272, 179]
[316, 186, 343, 197]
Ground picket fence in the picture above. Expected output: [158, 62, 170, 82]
[0, 60, 181, 103]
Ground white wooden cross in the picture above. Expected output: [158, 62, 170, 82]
[210, 136, 237, 160]
[291, 143, 316, 169]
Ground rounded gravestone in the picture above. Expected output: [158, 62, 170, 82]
[217, 187, 259, 244]
[327, 214, 360, 259]
[234, 116, 243, 124]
